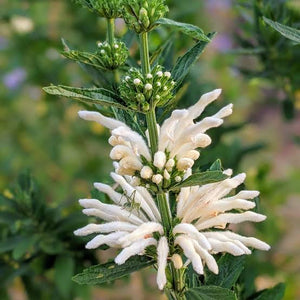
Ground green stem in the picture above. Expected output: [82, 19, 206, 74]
[157, 192, 172, 235]
[140, 32, 150, 75]
[107, 18, 115, 46]
[139, 31, 158, 154]
[145, 109, 158, 154]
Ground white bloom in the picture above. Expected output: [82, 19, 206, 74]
[75, 173, 171, 289]
[11, 15, 34, 34]
[78, 89, 231, 179]
[173, 172, 270, 275]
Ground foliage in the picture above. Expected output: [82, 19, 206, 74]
[234, 0, 300, 119]
[0, 172, 96, 299]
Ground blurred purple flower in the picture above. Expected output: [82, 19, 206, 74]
[211, 34, 233, 52]
[3, 68, 27, 90]
[206, 0, 232, 12]
[0, 36, 8, 50]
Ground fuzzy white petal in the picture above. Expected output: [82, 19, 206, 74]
[157, 237, 169, 290]
[195, 211, 267, 230]
[86, 231, 127, 249]
[74, 222, 137, 236]
[173, 223, 211, 250]
[115, 238, 157, 265]
[175, 235, 203, 274]
[119, 222, 163, 247]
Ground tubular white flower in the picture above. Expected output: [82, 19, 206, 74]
[75, 89, 270, 290]
[173, 223, 211, 250]
[86, 231, 127, 249]
[78, 89, 231, 180]
[74, 222, 137, 236]
[157, 237, 169, 290]
[175, 235, 204, 274]
[118, 222, 163, 247]
[115, 238, 157, 265]
[78, 111, 125, 130]
[172, 172, 270, 276]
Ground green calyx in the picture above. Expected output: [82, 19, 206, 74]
[96, 40, 129, 70]
[119, 65, 176, 113]
[74, 0, 123, 18]
[122, 0, 169, 33]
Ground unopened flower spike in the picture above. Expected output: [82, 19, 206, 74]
[74, 0, 123, 18]
[96, 40, 129, 70]
[122, 0, 169, 33]
[119, 65, 175, 112]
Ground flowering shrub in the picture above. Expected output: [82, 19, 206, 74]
[41, 0, 286, 299]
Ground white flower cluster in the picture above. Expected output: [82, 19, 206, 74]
[75, 89, 270, 290]
[79, 89, 232, 188]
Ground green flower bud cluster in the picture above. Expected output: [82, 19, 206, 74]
[74, 0, 122, 18]
[119, 65, 176, 112]
[122, 0, 169, 33]
[138, 152, 185, 193]
[96, 40, 129, 70]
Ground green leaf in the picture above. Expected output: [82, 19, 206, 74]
[55, 255, 75, 299]
[73, 255, 155, 285]
[43, 85, 128, 111]
[156, 18, 211, 42]
[12, 236, 37, 260]
[263, 17, 300, 44]
[185, 286, 236, 300]
[170, 171, 228, 191]
[172, 33, 215, 87]
[62, 50, 106, 70]
[0, 236, 26, 253]
[205, 254, 245, 289]
[254, 283, 285, 300]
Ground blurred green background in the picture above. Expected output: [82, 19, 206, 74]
[1, 0, 299, 299]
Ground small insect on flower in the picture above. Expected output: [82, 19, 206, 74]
[122, 190, 141, 214]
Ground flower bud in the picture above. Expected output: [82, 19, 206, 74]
[175, 176, 182, 183]
[95, 40, 129, 70]
[163, 169, 170, 180]
[140, 166, 153, 179]
[153, 151, 167, 169]
[171, 254, 183, 269]
[122, 0, 169, 33]
[165, 159, 175, 171]
[119, 65, 175, 112]
[177, 158, 195, 171]
[75, 0, 123, 18]
[152, 174, 163, 185]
